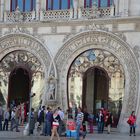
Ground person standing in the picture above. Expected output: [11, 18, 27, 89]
[128, 111, 136, 136]
[82, 107, 89, 138]
[45, 107, 53, 136]
[58, 107, 65, 136]
[76, 107, 84, 140]
[29, 108, 35, 135]
[20, 102, 25, 126]
[10, 108, 16, 131]
[3, 108, 10, 131]
[96, 109, 104, 133]
[50, 109, 61, 140]
[88, 111, 94, 133]
[105, 111, 114, 134]
[0, 103, 3, 131]
[11, 106, 20, 132]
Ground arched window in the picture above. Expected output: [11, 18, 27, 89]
[84, 0, 113, 8]
[46, 0, 73, 10]
[10, 0, 36, 12]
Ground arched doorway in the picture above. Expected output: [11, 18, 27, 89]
[0, 33, 53, 109]
[82, 67, 109, 115]
[67, 49, 125, 126]
[56, 30, 139, 132]
[8, 67, 31, 107]
[0, 50, 47, 109]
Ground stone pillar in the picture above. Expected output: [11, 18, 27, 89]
[136, 101, 140, 133]
[113, 0, 119, 16]
[118, 0, 129, 16]
[36, 0, 40, 20]
[86, 71, 94, 113]
[110, 5, 115, 16]
[0, 0, 4, 21]
[79, 0, 84, 7]
[5, 0, 10, 11]
[73, 0, 78, 19]
[70, 8, 73, 19]
[123, 0, 129, 16]
[4, 0, 10, 22]
[129, 0, 140, 16]
[41, 0, 46, 11]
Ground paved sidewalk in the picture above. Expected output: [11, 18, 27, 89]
[0, 130, 140, 140]
[0, 125, 139, 140]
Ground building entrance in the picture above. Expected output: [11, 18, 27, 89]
[68, 49, 125, 127]
[82, 67, 109, 115]
[8, 67, 31, 107]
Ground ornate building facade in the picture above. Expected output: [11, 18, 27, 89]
[0, 0, 140, 133]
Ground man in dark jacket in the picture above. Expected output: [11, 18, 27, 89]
[39, 106, 46, 135]
[45, 107, 53, 136]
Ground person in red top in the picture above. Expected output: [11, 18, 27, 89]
[128, 111, 136, 136]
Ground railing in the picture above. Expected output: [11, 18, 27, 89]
[5, 11, 35, 22]
[4, 6, 115, 22]
[80, 6, 114, 19]
[40, 9, 73, 21]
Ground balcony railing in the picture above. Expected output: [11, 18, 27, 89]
[5, 9, 35, 22]
[80, 6, 114, 19]
[4, 6, 115, 23]
[40, 9, 73, 21]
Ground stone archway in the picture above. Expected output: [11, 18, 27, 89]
[55, 30, 139, 132]
[0, 33, 53, 108]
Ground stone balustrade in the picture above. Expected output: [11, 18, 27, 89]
[40, 9, 73, 21]
[4, 6, 115, 23]
[4, 11, 36, 22]
[80, 6, 114, 19]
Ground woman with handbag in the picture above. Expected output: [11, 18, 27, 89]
[128, 111, 136, 136]
[50, 109, 61, 140]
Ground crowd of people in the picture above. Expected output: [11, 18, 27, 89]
[0, 102, 137, 139]
[0, 102, 28, 132]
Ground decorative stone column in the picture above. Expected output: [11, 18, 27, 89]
[0, 0, 4, 21]
[110, 5, 115, 17]
[113, 0, 119, 16]
[73, 0, 78, 19]
[118, 0, 129, 16]
[79, 0, 84, 7]
[77, 0, 83, 19]
[4, 0, 10, 22]
[36, 0, 40, 20]
[5, 0, 10, 11]
[123, 0, 129, 16]
[41, 0, 46, 10]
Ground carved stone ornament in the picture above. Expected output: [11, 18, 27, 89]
[63, 23, 109, 43]
[115, 32, 126, 42]
[2, 26, 45, 44]
[55, 30, 139, 120]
